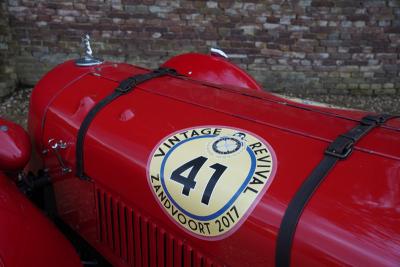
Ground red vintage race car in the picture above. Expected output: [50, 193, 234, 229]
[1, 41, 399, 266]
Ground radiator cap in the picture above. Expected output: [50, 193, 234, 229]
[75, 34, 103, 67]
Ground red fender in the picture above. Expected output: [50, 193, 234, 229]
[0, 118, 31, 172]
[0, 172, 82, 267]
[162, 53, 263, 91]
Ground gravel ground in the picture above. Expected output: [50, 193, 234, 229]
[281, 92, 400, 114]
[0, 88, 32, 128]
[0, 88, 399, 129]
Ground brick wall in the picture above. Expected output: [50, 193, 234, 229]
[0, 2, 17, 97]
[2, 0, 400, 96]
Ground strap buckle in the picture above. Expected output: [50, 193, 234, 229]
[325, 135, 354, 159]
[361, 114, 391, 126]
[115, 68, 177, 94]
[154, 67, 177, 75]
[115, 77, 137, 94]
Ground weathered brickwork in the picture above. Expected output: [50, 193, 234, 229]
[0, 2, 17, 97]
[2, 0, 400, 95]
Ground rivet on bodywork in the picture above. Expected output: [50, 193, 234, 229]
[119, 109, 135, 122]
[73, 97, 96, 118]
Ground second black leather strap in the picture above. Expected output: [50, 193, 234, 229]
[275, 113, 398, 267]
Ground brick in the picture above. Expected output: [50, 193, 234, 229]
[261, 48, 283, 57]
[263, 23, 280, 30]
[125, 5, 149, 14]
[360, 83, 371, 89]
[0, 0, 398, 97]
[149, 5, 173, 13]
[271, 65, 293, 71]
[340, 66, 360, 72]
[349, 88, 373, 95]
[239, 25, 260, 36]
[385, 27, 400, 33]
[311, 0, 334, 7]
[360, 65, 383, 72]
[267, 16, 280, 23]
[288, 52, 306, 59]
[206, 1, 218, 9]
[383, 83, 395, 89]
[354, 21, 366, 27]
[289, 25, 309, 31]
[370, 84, 382, 90]
[280, 15, 294, 25]
[57, 9, 80, 17]
[363, 72, 374, 78]
[329, 88, 350, 94]
[341, 21, 352, 27]
[376, 53, 397, 60]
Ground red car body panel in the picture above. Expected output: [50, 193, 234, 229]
[27, 57, 400, 266]
[0, 172, 82, 267]
[0, 119, 31, 172]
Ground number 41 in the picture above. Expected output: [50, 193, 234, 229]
[170, 156, 227, 205]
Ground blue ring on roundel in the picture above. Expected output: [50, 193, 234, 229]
[160, 134, 256, 221]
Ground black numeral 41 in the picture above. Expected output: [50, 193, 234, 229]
[170, 156, 227, 205]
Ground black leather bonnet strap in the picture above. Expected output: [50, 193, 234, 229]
[275, 114, 399, 267]
[76, 67, 178, 179]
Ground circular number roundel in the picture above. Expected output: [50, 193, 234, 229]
[147, 126, 277, 240]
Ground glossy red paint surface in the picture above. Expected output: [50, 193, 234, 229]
[29, 59, 400, 266]
[162, 53, 263, 91]
[0, 118, 31, 171]
[0, 172, 82, 267]
[28, 60, 109, 152]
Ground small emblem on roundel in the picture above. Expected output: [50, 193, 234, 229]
[211, 136, 243, 155]
[147, 126, 277, 240]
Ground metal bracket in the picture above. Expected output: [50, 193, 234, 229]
[43, 139, 72, 174]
